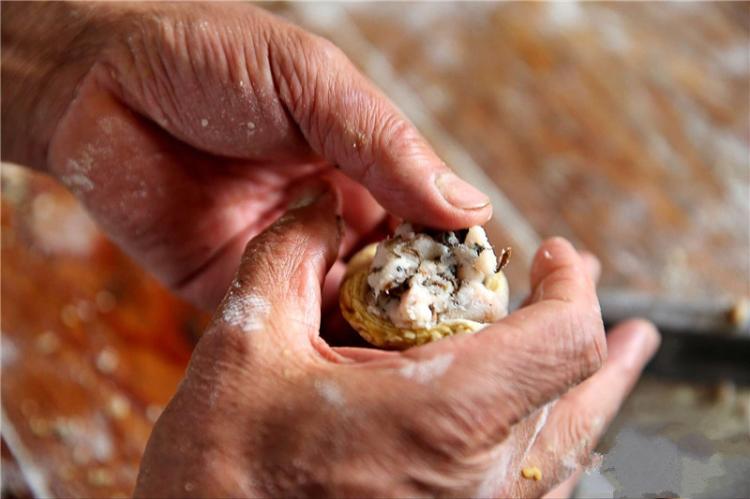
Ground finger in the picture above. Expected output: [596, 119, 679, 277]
[99, 5, 490, 228]
[579, 250, 601, 285]
[527, 238, 599, 305]
[318, 210, 396, 348]
[324, 169, 388, 257]
[211, 180, 342, 352]
[516, 319, 660, 497]
[268, 28, 491, 229]
[521, 247, 601, 308]
[322, 260, 347, 312]
[484, 402, 554, 497]
[400, 238, 607, 447]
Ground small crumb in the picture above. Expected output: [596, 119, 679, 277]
[21, 399, 38, 416]
[59, 465, 74, 481]
[246, 121, 255, 131]
[95, 290, 117, 313]
[36, 331, 60, 355]
[87, 468, 114, 487]
[107, 395, 131, 420]
[200, 118, 208, 127]
[52, 418, 75, 441]
[29, 418, 51, 437]
[76, 300, 96, 322]
[727, 298, 749, 328]
[73, 446, 91, 465]
[497, 247, 512, 270]
[95, 348, 119, 374]
[543, 250, 552, 260]
[61, 305, 79, 328]
[711, 379, 736, 408]
[521, 466, 542, 481]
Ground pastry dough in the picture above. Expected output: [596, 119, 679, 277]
[340, 226, 510, 350]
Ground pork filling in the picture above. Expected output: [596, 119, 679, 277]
[366, 223, 509, 329]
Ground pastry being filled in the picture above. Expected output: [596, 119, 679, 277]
[340, 223, 511, 349]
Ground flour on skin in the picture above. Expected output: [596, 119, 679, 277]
[222, 293, 271, 333]
[314, 379, 346, 408]
[399, 352, 454, 384]
[476, 433, 518, 497]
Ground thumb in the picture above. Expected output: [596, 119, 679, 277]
[269, 30, 492, 230]
[213, 180, 342, 352]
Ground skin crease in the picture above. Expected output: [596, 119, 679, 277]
[1, 3, 661, 497]
[40, 2, 493, 310]
[136, 189, 660, 497]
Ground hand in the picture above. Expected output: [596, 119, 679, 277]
[135, 187, 660, 497]
[2, 2, 491, 310]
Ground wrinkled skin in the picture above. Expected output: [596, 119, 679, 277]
[1, 3, 660, 497]
[4, 2, 492, 310]
[136, 189, 659, 497]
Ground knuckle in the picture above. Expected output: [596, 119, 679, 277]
[563, 302, 606, 380]
[585, 317, 607, 374]
[378, 115, 416, 154]
[272, 29, 317, 107]
[307, 33, 348, 67]
[354, 113, 407, 181]
[106, 13, 194, 128]
[405, 393, 511, 459]
[358, 115, 424, 184]
[581, 331, 606, 377]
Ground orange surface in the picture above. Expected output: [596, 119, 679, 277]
[2, 2, 748, 496]
[2, 165, 206, 496]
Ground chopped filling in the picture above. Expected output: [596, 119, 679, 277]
[366, 223, 509, 329]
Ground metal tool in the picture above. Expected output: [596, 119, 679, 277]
[598, 289, 750, 339]
[597, 289, 750, 385]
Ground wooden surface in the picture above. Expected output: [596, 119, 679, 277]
[2, 2, 749, 496]
[1, 166, 206, 497]
[283, 2, 749, 298]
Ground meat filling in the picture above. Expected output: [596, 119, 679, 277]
[366, 223, 509, 329]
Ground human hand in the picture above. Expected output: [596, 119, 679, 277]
[134, 185, 660, 497]
[2, 2, 491, 310]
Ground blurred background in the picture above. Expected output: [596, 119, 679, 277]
[2, 2, 748, 497]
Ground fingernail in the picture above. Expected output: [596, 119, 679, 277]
[287, 183, 329, 210]
[435, 172, 490, 210]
